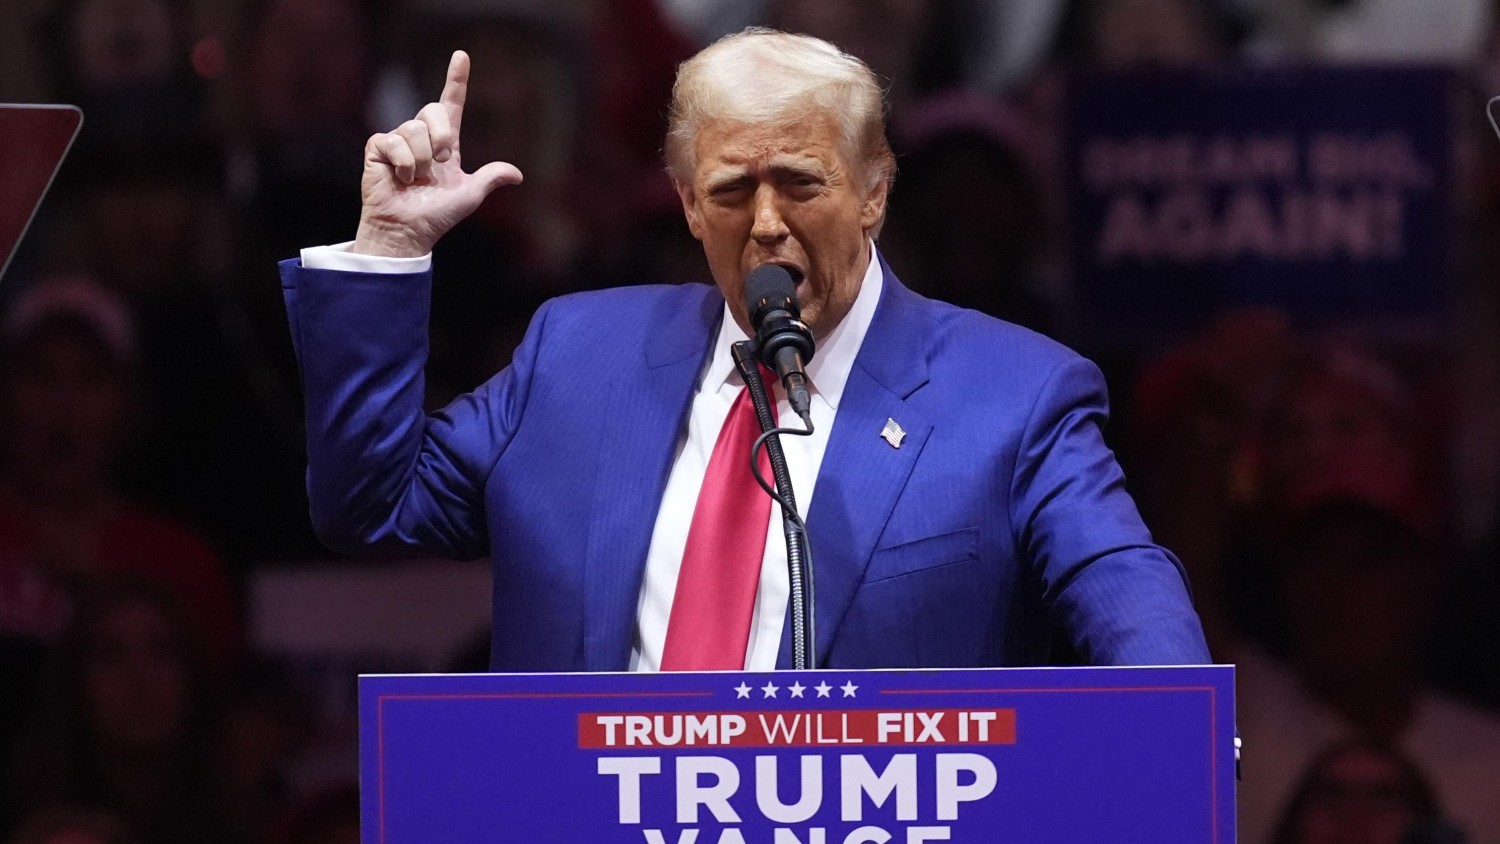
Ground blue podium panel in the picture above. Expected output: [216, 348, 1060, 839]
[360, 666, 1235, 844]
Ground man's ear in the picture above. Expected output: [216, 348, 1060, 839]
[859, 174, 891, 232]
[675, 179, 705, 241]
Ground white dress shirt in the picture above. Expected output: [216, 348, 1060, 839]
[301, 242, 884, 671]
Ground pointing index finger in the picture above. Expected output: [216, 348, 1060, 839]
[440, 50, 470, 134]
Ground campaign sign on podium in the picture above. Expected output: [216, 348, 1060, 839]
[360, 665, 1234, 843]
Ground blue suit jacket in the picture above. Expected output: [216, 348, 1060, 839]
[280, 255, 1210, 672]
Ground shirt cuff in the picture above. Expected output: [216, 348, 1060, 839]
[300, 241, 433, 274]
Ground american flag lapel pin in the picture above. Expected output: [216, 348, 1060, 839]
[880, 418, 906, 449]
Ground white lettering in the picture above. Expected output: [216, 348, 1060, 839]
[676, 756, 742, 824]
[598, 715, 624, 746]
[687, 715, 718, 745]
[724, 715, 747, 742]
[915, 713, 944, 743]
[597, 756, 660, 824]
[840, 755, 917, 822]
[760, 714, 802, 744]
[756, 756, 823, 824]
[935, 754, 998, 821]
[626, 716, 654, 746]
[967, 712, 996, 742]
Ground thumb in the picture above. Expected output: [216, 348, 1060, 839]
[469, 161, 524, 201]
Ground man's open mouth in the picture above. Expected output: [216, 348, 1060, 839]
[766, 262, 805, 285]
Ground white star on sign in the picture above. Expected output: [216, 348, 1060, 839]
[815, 682, 833, 698]
[761, 681, 780, 699]
[734, 683, 752, 699]
[841, 681, 859, 698]
[788, 682, 806, 698]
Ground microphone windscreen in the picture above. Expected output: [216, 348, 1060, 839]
[745, 264, 799, 319]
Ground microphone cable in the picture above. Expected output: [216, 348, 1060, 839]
[736, 343, 818, 669]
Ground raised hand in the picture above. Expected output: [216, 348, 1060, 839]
[353, 50, 524, 258]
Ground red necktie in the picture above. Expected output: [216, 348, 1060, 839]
[660, 375, 777, 670]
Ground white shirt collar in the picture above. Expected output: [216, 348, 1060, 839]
[703, 243, 884, 411]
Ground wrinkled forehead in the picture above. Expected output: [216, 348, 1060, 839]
[693, 113, 835, 152]
[690, 114, 849, 177]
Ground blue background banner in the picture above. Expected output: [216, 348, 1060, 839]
[1064, 66, 1453, 350]
[360, 666, 1235, 843]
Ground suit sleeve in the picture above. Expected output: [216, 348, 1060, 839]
[1009, 356, 1213, 665]
[280, 258, 548, 559]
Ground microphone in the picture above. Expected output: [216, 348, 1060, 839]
[744, 265, 815, 425]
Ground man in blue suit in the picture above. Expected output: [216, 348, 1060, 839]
[281, 29, 1211, 673]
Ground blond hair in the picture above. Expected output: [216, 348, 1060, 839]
[665, 28, 895, 194]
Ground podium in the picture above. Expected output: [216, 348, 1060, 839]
[359, 665, 1235, 842]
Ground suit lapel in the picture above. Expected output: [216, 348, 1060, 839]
[582, 285, 721, 671]
[779, 257, 935, 668]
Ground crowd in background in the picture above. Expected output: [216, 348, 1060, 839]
[1, 0, 1500, 842]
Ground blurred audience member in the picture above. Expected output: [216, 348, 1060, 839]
[219, 660, 314, 844]
[402, 10, 590, 398]
[445, 14, 581, 283]
[961, 1, 1071, 95]
[45, 136, 225, 303]
[1134, 334, 1442, 652]
[37, 0, 205, 145]
[0, 281, 239, 771]
[766, 0, 939, 110]
[0, 0, 53, 102]
[1260, 343, 1440, 527]
[1270, 740, 1457, 844]
[1236, 496, 1500, 844]
[657, 0, 754, 43]
[41, 134, 316, 560]
[1436, 519, 1500, 709]
[661, 0, 1057, 96]
[7, 805, 138, 844]
[1129, 308, 1299, 655]
[883, 92, 1059, 337]
[586, 0, 695, 205]
[4, 580, 236, 844]
[228, 0, 374, 255]
[1051, 0, 1238, 70]
[573, 0, 703, 307]
[1129, 326, 1498, 842]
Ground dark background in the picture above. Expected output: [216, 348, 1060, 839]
[1, 1, 1499, 843]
